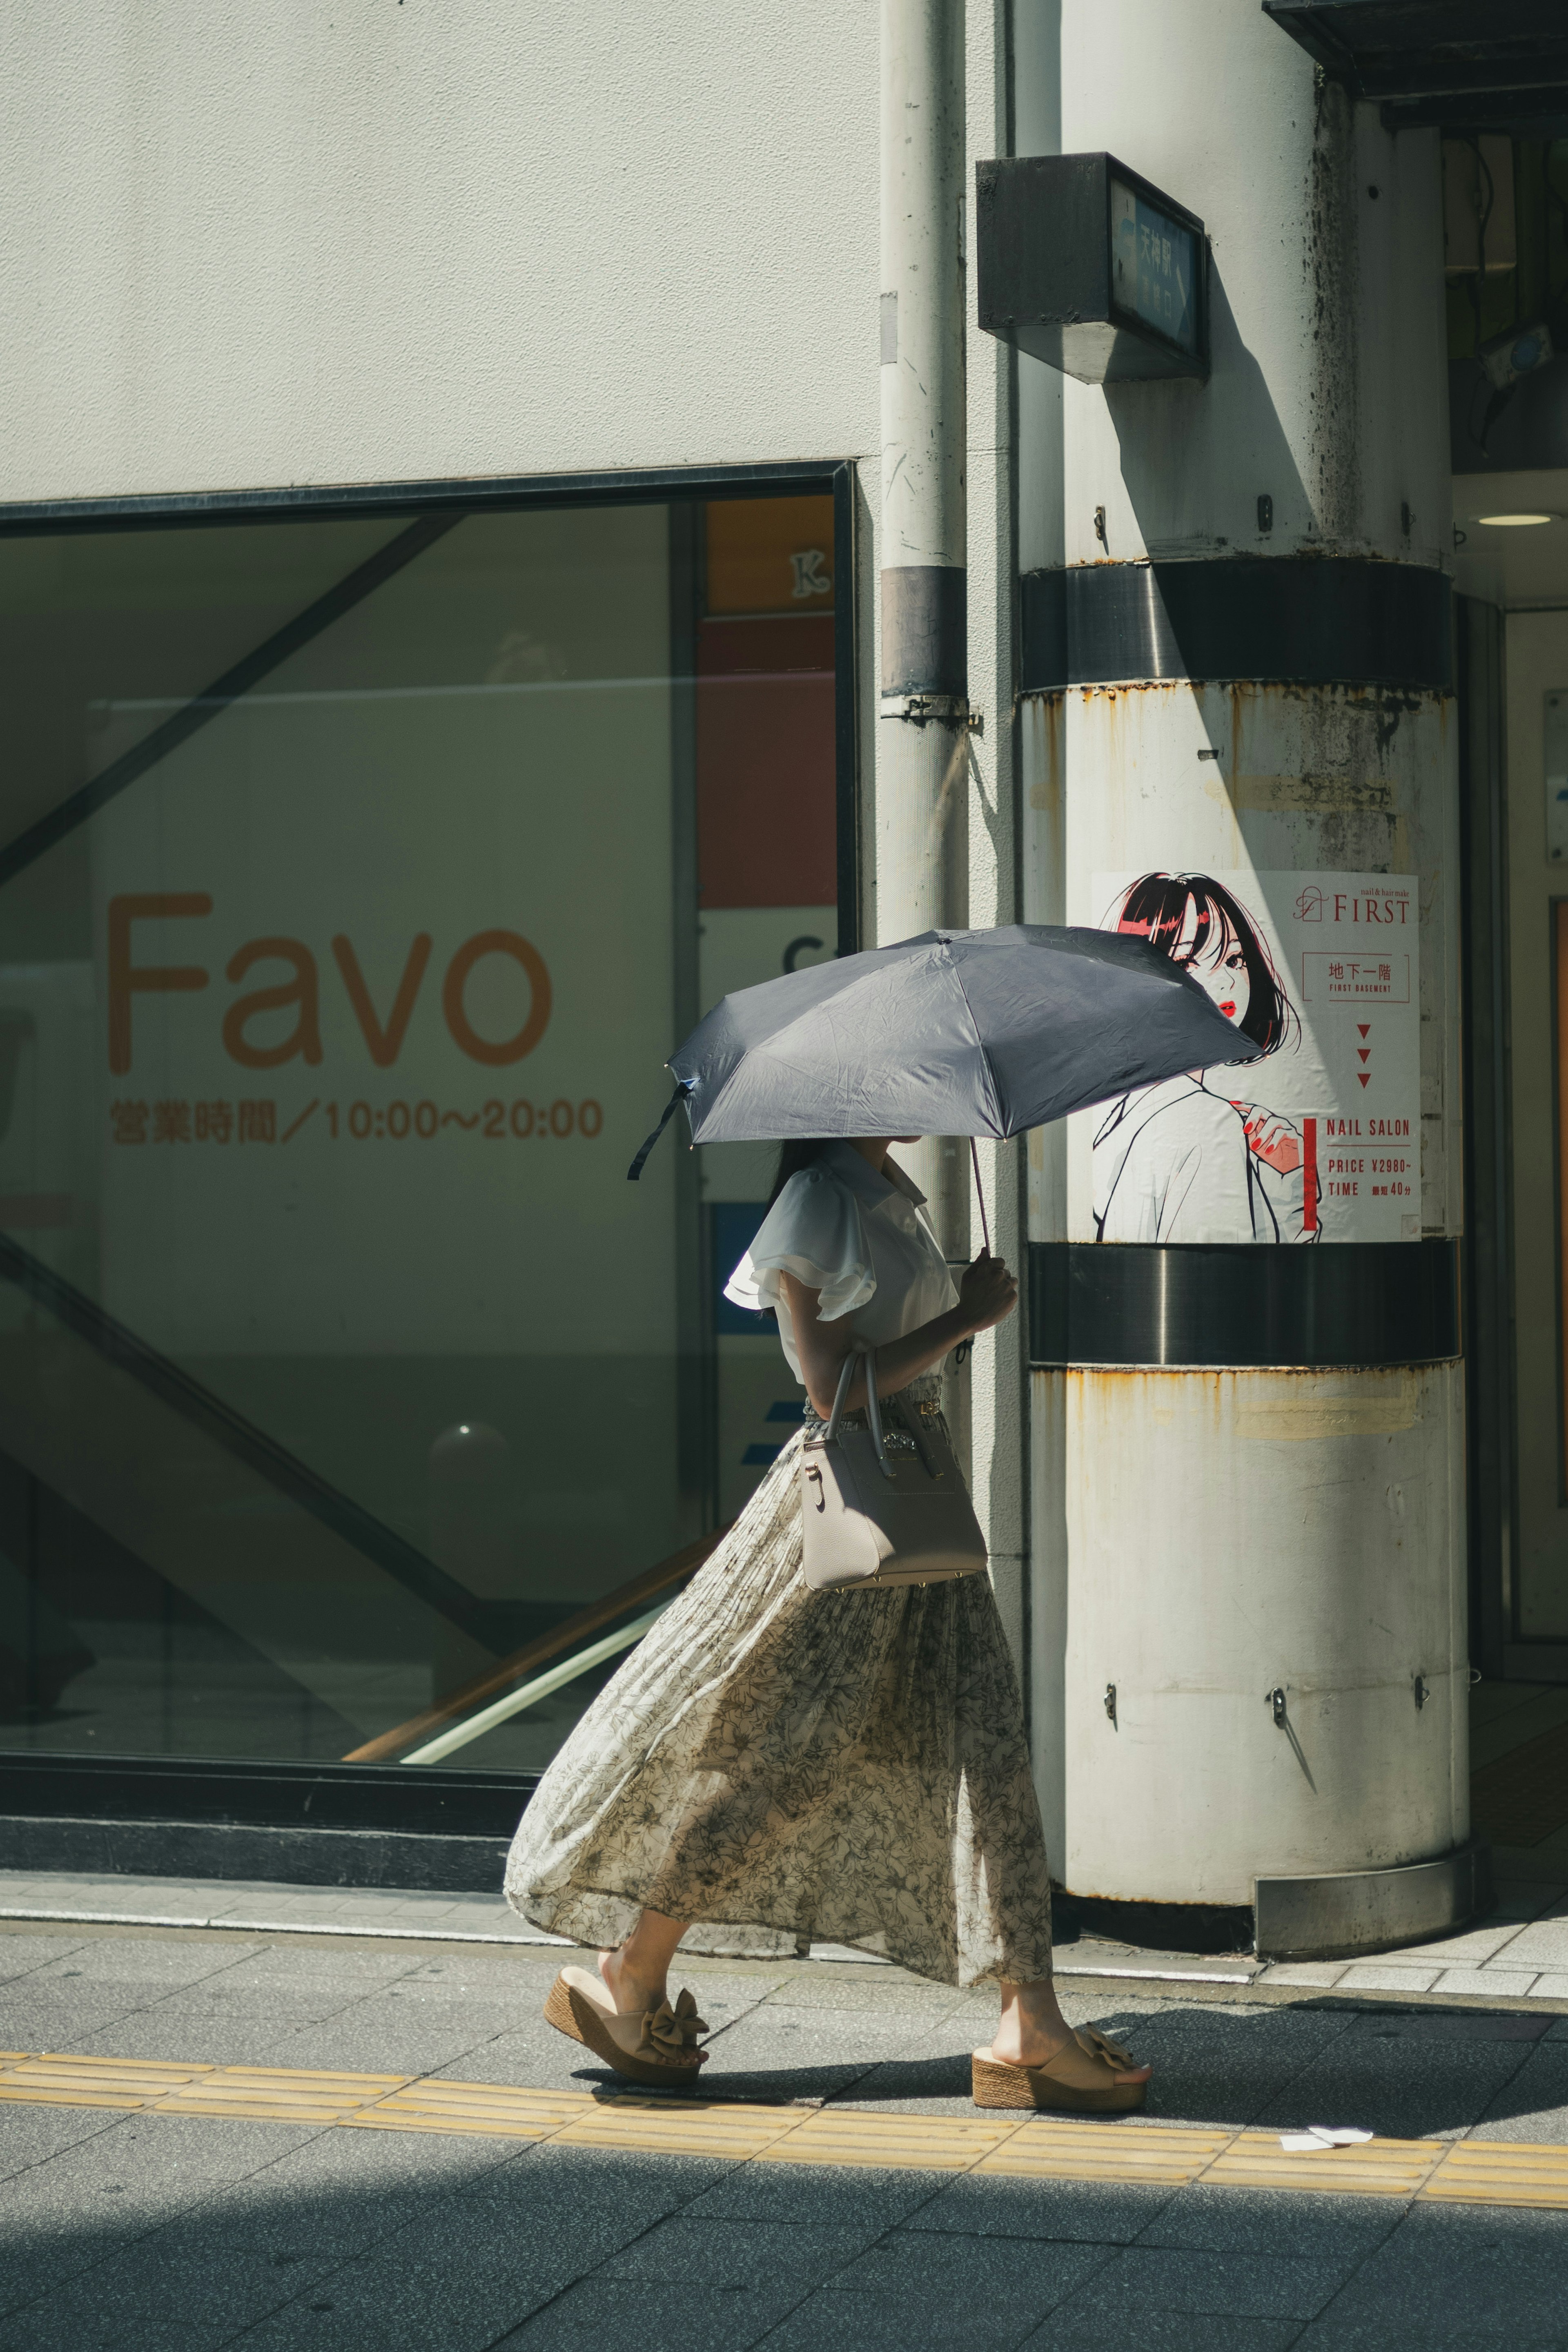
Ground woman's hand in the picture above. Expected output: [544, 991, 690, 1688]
[1234, 1104, 1301, 1175]
[959, 1250, 1018, 1333]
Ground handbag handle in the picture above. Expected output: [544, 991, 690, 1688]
[823, 1344, 894, 1481]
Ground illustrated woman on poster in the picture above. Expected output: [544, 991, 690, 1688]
[1093, 872, 1322, 1244]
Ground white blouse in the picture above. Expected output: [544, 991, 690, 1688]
[723, 1141, 959, 1384]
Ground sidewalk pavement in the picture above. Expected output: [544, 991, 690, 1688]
[4, 1865, 1568, 2006]
[3, 1875, 1568, 2350]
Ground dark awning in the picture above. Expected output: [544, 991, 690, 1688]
[1262, 1, 1568, 132]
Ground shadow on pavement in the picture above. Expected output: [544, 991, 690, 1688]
[565, 1994, 1568, 2145]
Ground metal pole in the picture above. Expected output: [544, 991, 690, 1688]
[879, 0, 969, 1256]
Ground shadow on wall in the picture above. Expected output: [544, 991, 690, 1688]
[1103, 262, 1315, 560]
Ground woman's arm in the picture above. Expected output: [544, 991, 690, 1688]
[781, 1255, 1018, 1420]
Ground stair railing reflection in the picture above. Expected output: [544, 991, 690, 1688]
[341, 1527, 731, 1766]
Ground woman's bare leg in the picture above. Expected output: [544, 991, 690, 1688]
[597, 1909, 706, 2062]
[991, 1976, 1151, 2083]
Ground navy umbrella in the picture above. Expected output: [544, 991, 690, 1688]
[629, 923, 1261, 1178]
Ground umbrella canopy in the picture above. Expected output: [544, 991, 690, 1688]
[631, 925, 1261, 1173]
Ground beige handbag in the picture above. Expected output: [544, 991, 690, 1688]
[800, 1346, 989, 1592]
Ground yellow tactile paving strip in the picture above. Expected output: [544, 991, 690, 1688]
[2, 2051, 1566, 2210]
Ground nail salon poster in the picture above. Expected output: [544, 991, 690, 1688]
[1083, 871, 1420, 1246]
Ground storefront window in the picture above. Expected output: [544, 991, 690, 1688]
[0, 486, 841, 1774]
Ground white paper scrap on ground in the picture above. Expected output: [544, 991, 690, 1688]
[1279, 2127, 1376, 2152]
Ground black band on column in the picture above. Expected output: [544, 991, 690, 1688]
[1027, 1240, 1461, 1369]
[881, 565, 968, 698]
[1020, 557, 1452, 693]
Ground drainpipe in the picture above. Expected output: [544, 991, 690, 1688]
[878, 0, 969, 1250]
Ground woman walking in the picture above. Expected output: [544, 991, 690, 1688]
[506, 1135, 1150, 2113]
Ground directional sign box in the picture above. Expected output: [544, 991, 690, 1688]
[976, 152, 1209, 384]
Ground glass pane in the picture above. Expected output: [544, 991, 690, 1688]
[0, 490, 838, 1773]
[1557, 899, 1568, 1502]
[695, 497, 838, 1527]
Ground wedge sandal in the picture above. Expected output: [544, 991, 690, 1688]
[972, 2029, 1147, 2114]
[543, 1965, 708, 2089]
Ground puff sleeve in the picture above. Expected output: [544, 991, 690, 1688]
[723, 1167, 874, 1324]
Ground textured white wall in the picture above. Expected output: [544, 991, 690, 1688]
[1, 1, 879, 501]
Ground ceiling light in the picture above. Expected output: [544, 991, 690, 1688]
[1473, 511, 1557, 527]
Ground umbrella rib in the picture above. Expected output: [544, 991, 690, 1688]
[945, 957, 1006, 1139]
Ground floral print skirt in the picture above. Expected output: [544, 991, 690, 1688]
[504, 1425, 1054, 1988]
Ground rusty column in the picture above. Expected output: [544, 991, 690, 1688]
[1019, 4, 1475, 1954]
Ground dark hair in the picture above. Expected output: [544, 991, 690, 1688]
[767, 1139, 830, 1208]
[1110, 872, 1298, 1056]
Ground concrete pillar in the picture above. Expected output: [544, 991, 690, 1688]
[1020, 1, 1473, 1950]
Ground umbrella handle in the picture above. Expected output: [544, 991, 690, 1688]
[969, 1137, 991, 1257]
[626, 1081, 693, 1181]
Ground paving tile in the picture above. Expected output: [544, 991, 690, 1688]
[1490, 1921, 1568, 1968]
[0, 1935, 88, 1981]
[388, 1954, 561, 1992]
[202, 2111, 514, 2253]
[1292, 2325, 1563, 2351]
[902, 2171, 1174, 2244]
[599, 2214, 869, 2290]
[20, 1942, 261, 1993]
[1049, 2243, 1350, 2322]
[1370, 1925, 1530, 1966]
[684, 2006, 911, 2104]
[1250, 2029, 1534, 2142]
[1527, 1973, 1568, 2002]
[821, 2040, 981, 2114]
[502, 2278, 807, 2350]
[1302, 2198, 1568, 2339]
[27, 2232, 343, 2334]
[0, 2303, 219, 2352]
[229, 2154, 723, 2350]
[688, 2160, 942, 2234]
[234, 2253, 560, 2352]
[48, 2013, 325, 2069]
[1470, 2045, 1568, 2139]
[0, 1991, 149, 2046]
[1025, 2316, 1301, 2352]
[455, 2140, 727, 2218]
[427, 2016, 606, 2091]
[0, 2113, 320, 2307]
[253, 2009, 531, 2076]
[756, 1973, 961, 2017]
[131, 1985, 373, 2028]
[1335, 1964, 1442, 1993]
[0, 2102, 126, 2183]
[1431, 1967, 1541, 1996]
[751, 2234, 1112, 2350]
[1081, 2003, 1356, 2131]
[196, 1945, 425, 1986]
[1129, 2183, 1405, 2260]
